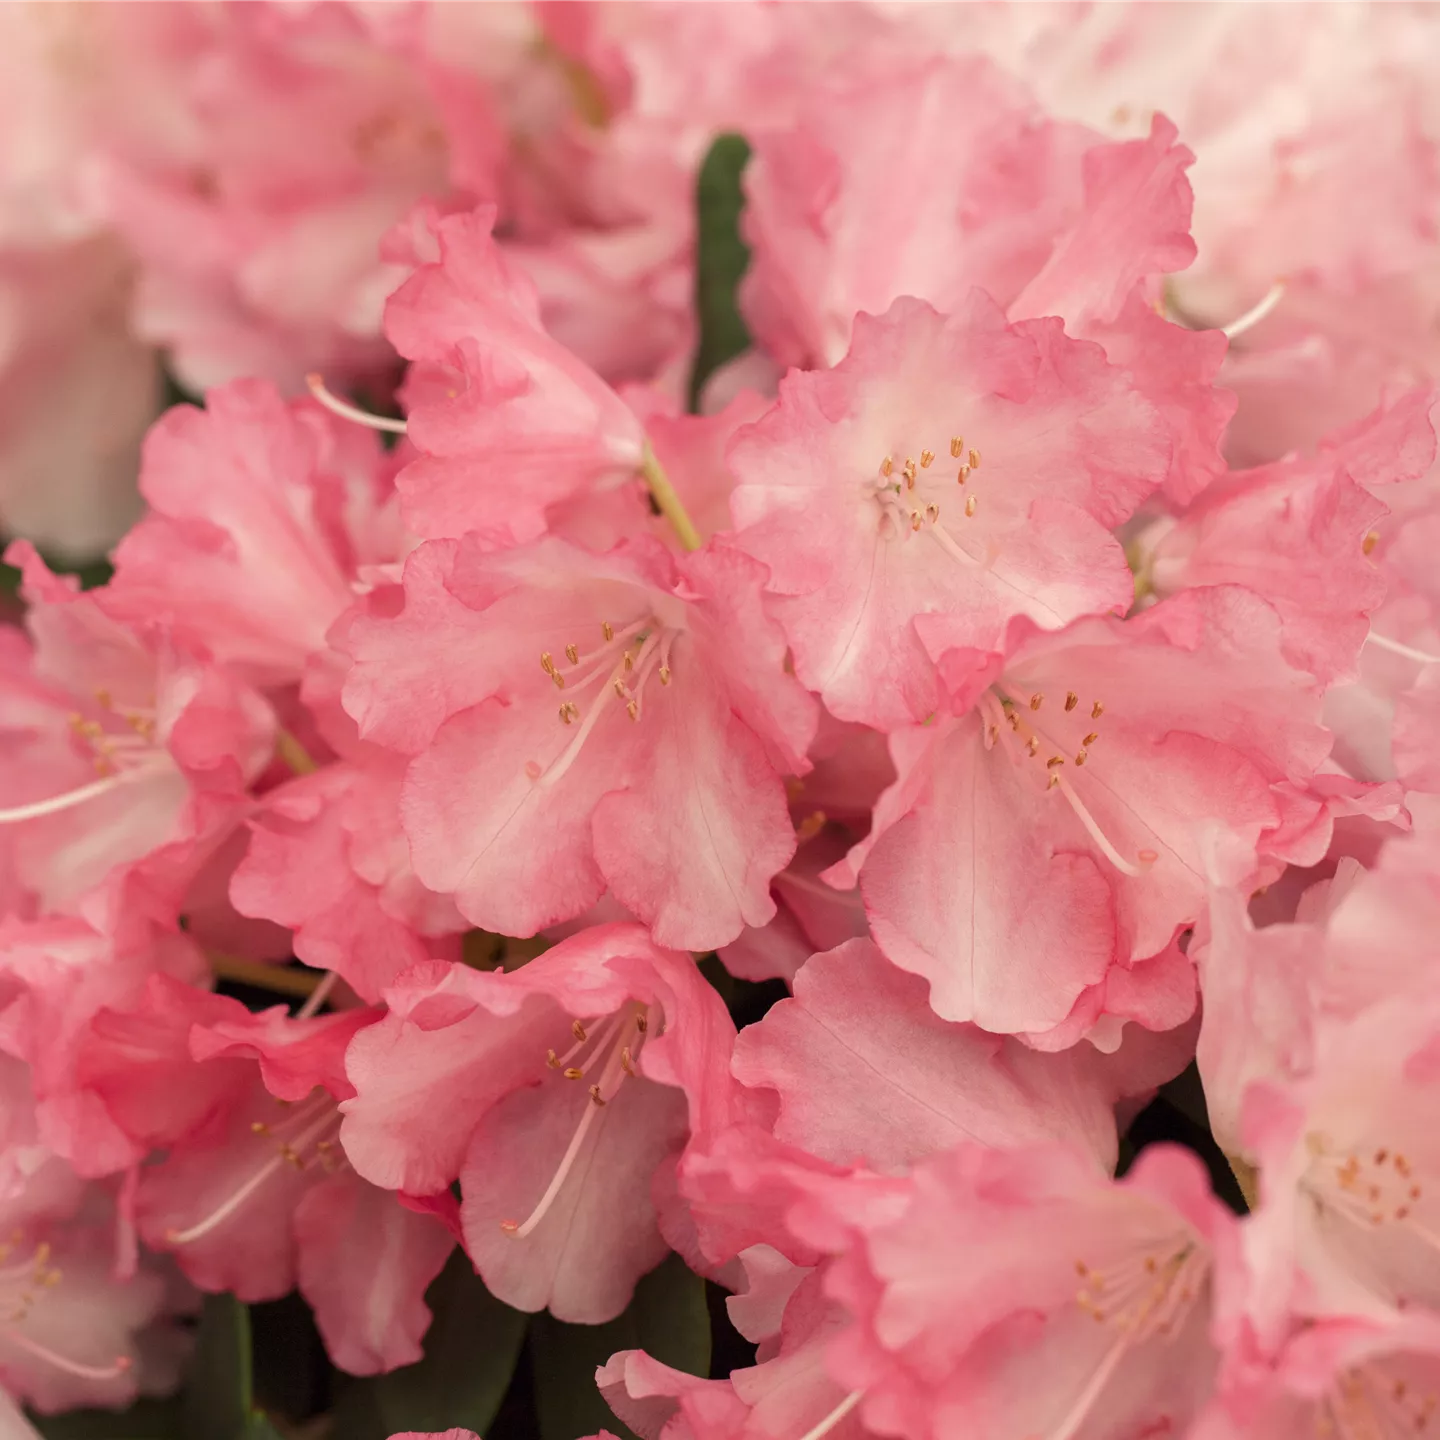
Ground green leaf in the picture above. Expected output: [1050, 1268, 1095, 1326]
[184, 1294, 254, 1440]
[689, 132, 753, 412]
[328, 1249, 528, 1440]
[531, 1253, 711, 1440]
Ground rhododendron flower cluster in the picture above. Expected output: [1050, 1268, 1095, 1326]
[5, 3, 1440, 1437]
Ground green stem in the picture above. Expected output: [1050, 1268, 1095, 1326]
[641, 443, 703, 553]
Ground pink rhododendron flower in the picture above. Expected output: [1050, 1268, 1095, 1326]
[384, 205, 647, 543]
[739, 47, 1233, 507]
[1194, 1313, 1440, 1440]
[103, 378, 407, 690]
[341, 535, 815, 949]
[726, 295, 1168, 730]
[1238, 992, 1440, 1350]
[0, 544, 275, 926]
[341, 924, 748, 1323]
[669, 1134, 1234, 1440]
[229, 755, 463, 1004]
[70, 2, 531, 395]
[850, 586, 1330, 1038]
[1142, 451, 1389, 686]
[0, 916, 205, 1177]
[85, 982, 456, 1376]
[731, 938, 1192, 1174]
[824, 1144, 1232, 1440]
[0, 1200, 179, 1416]
[0, 1086, 186, 1415]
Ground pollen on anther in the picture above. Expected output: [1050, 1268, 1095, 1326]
[1026, 735, 1040, 756]
[1029, 693, 1044, 710]
[1083, 731, 1099, 746]
[968, 448, 980, 470]
[659, 666, 671, 685]
[1047, 755, 1065, 769]
[250, 1121, 269, 1134]
[602, 620, 614, 641]
[920, 449, 934, 468]
[964, 494, 977, 517]
[1091, 701, 1105, 719]
[552, 671, 566, 690]
[560, 702, 579, 725]
[950, 436, 964, 458]
[1363, 530, 1380, 555]
[626, 700, 639, 721]
[1065, 692, 1078, 711]
[540, 652, 555, 674]
[957, 466, 970, 485]
[623, 651, 635, 671]
[562, 1067, 583, 1080]
[881, 456, 894, 477]
[565, 644, 579, 665]
[572, 1020, 587, 1042]
[911, 511, 923, 532]
[636, 1013, 649, 1033]
[1075, 749, 1088, 766]
[589, 1084, 606, 1107]
[903, 458, 917, 483]
[926, 503, 940, 523]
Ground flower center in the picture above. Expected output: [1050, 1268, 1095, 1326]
[1322, 1361, 1439, 1439]
[0, 689, 169, 826]
[0, 1236, 132, 1381]
[869, 438, 986, 559]
[978, 687, 1156, 878]
[165, 1091, 342, 1247]
[1051, 1234, 1209, 1440]
[499, 1002, 652, 1240]
[1302, 1137, 1438, 1259]
[525, 616, 677, 787]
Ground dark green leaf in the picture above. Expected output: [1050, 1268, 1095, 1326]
[531, 1253, 711, 1440]
[689, 132, 753, 412]
[329, 1249, 528, 1440]
[184, 1294, 253, 1440]
[0, 549, 112, 597]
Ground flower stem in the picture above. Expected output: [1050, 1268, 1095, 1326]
[640, 443, 702, 552]
[208, 952, 324, 1000]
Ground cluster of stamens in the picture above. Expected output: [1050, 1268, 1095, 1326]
[1306, 1138, 1428, 1233]
[1041, 1236, 1208, 1440]
[0, 1237, 62, 1326]
[500, 1003, 652, 1240]
[874, 436, 984, 547]
[67, 687, 159, 778]
[1072, 1241, 1201, 1337]
[0, 1232, 131, 1381]
[1321, 1363, 1439, 1437]
[167, 1091, 342, 1248]
[0, 687, 168, 828]
[525, 617, 677, 786]
[978, 686, 1158, 877]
